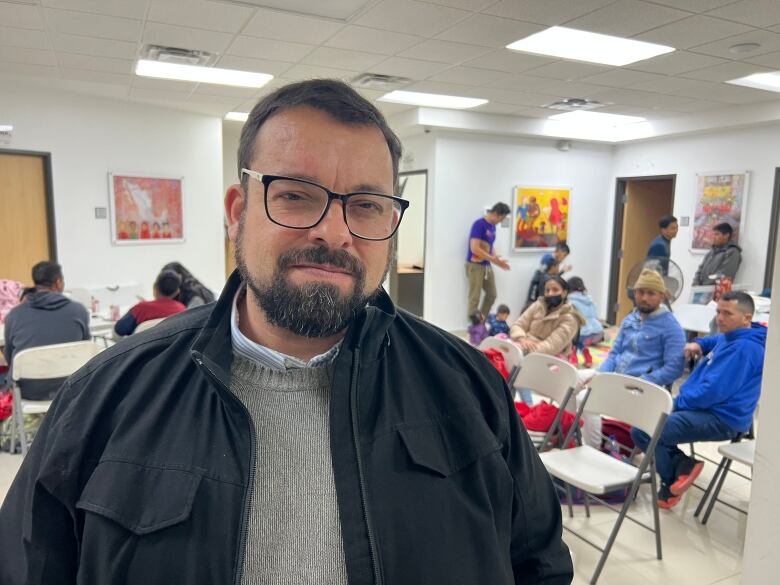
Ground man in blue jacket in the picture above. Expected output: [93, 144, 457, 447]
[632, 291, 766, 509]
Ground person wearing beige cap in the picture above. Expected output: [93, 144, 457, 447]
[576, 268, 685, 448]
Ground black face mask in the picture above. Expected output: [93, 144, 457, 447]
[545, 294, 563, 308]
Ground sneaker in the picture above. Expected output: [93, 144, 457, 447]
[657, 484, 681, 509]
[582, 348, 593, 369]
[670, 456, 704, 496]
[568, 347, 579, 366]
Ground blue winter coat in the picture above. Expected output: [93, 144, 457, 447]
[567, 292, 604, 338]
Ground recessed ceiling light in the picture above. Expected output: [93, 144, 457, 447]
[727, 71, 780, 93]
[548, 110, 646, 126]
[225, 112, 249, 122]
[135, 60, 272, 88]
[378, 90, 487, 109]
[729, 42, 762, 55]
[507, 26, 675, 66]
[0, 125, 13, 132]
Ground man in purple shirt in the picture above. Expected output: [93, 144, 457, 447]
[466, 202, 511, 320]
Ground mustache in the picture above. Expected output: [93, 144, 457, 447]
[277, 246, 365, 278]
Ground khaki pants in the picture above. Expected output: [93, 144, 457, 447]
[466, 262, 496, 319]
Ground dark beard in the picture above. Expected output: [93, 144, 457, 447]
[235, 217, 386, 338]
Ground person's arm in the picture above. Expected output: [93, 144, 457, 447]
[719, 248, 742, 280]
[693, 255, 705, 286]
[2, 318, 14, 367]
[598, 323, 625, 374]
[693, 334, 720, 356]
[647, 239, 664, 257]
[644, 322, 685, 386]
[78, 304, 91, 341]
[509, 306, 534, 341]
[113, 309, 138, 337]
[470, 238, 510, 270]
[534, 314, 579, 356]
[675, 344, 758, 411]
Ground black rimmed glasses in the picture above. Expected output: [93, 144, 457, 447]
[241, 168, 409, 241]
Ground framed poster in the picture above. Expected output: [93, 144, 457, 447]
[691, 171, 748, 253]
[511, 185, 571, 252]
[109, 173, 184, 245]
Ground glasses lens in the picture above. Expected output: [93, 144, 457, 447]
[266, 179, 329, 228]
[345, 195, 403, 240]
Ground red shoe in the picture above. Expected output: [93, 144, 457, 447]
[582, 348, 593, 369]
[657, 492, 681, 509]
[670, 459, 704, 496]
[568, 347, 579, 366]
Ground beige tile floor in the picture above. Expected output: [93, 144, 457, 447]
[0, 440, 749, 584]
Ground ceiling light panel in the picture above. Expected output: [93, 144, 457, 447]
[507, 26, 675, 67]
[135, 60, 273, 88]
[378, 90, 488, 109]
[727, 71, 780, 93]
[225, 111, 249, 121]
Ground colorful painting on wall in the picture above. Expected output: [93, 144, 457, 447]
[692, 172, 748, 252]
[511, 185, 571, 252]
[109, 173, 184, 245]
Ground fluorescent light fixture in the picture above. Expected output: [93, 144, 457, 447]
[548, 111, 646, 125]
[135, 59, 273, 88]
[507, 26, 675, 66]
[727, 71, 780, 93]
[0, 125, 12, 132]
[378, 90, 487, 109]
[545, 110, 652, 142]
[225, 112, 249, 122]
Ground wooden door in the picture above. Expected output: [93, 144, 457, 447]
[0, 153, 52, 284]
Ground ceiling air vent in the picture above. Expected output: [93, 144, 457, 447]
[545, 98, 605, 112]
[351, 73, 412, 90]
[140, 45, 217, 67]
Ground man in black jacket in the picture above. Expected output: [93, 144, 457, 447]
[0, 79, 572, 585]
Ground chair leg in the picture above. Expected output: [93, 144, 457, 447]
[584, 492, 591, 518]
[650, 463, 663, 560]
[702, 459, 732, 525]
[565, 483, 575, 518]
[591, 492, 635, 584]
[695, 457, 726, 519]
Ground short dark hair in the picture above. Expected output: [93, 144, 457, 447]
[713, 222, 733, 237]
[238, 79, 402, 192]
[555, 242, 570, 254]
[720, 291, 754, 315]
[659, 215, 678, 229]
[543, 274, 570, 293]
[31, 261, 62, 287]
[496, 304, 510, 314]
[155, 270, 182, 298]
[567, 276, 586, 292]
[469, 310, 484, 326]
[490, 202, 511, 216]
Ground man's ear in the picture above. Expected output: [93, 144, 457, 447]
[225, 184, 245, 242]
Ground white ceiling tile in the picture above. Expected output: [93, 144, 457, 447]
[51, 33, 137, 59]
[634, 15, 753, 49]
[130, 87, 190, 102]
[681, 61, 772, 82]
[580, 68, 667, 88]
[745, 50, 780, 68]
[60, 67, 130, 85]
[0, 46, 57, 67]
[436, 14, 544, 48]
[405, 79, 487, 96]
[243, 9, 344, 44]
[143, 22, 232, 53]
[689, 29, 780, 59]
[148, 0, 253, 33]
[629, 51, 727, 74]
[216, 54, 290, 76]
[464, 49, 555, 73]
[643, 0, 738, 11]
[632, 92, 715, 111]
[376, 101, 415, 116]
[187, 93, 243, 108]
[399, 40, 492, 64]
[486, 73, 560, 92]
[484, 0, 614, 26]
[356, 0, 469, 36]
[522, 60, 610, 80]
[533, 79, 612, 98]
[631, 76, 726, 100]
[419, 0, 495, 10]
[0, 61, 60, 78]
[596, 104, 652, 116]
[131, 75, 196, 93]
[371, 56, 450, 79]
[325, 26, 423, 56]
[564, 0, 692, 37]
[704, 83, 778, 103]
[428, 65, 506, 85]
[41, 0, 148, 19]
[0, 3, 45, 30]
[511, 106, 553, 118]
[58, 52, 133, 74]
[280, 63, 355, 81]
[708, 0, 780, 28]
[587, 87, 659, 105]
[227, 36, 313, 62]
[469, 101, 520, 114]
[45, 8, 142, 42]
[301, 47, 387, 72]
[191, 84, 258, 98]
[0, 27, 50, 50]
[477, 86, 561, 106]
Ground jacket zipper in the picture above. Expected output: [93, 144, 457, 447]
[349, 346, 384, 585]
[194, 354, 257, 585]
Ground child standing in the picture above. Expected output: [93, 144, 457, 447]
[468, 310, 489, 346]
[566, 276, 604, 368]
[487, 304, 511, 336]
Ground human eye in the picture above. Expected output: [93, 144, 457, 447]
[348, 196, 386, 215]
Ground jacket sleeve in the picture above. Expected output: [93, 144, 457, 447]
[647, 240, 665, 257]
[499, 379, 573, 583]
[644, 321, 685, 386]
[79, 304, 91, 341]
[694, 334, 721, 356]
[2, 314, 15, 367]
[509, 307, 533, 341]
[720, 248, 742, 279]
[598, 323, 625, 374]
[113, 311, 137, 337]
[693, 253, 709, 285]
[534, 314, 578, 356]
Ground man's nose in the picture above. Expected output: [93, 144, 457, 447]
[307, 200, 353, 248]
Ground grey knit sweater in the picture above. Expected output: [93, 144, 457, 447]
[230, 356, 348, 585]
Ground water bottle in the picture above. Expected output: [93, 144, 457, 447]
[607, 435, 621, 460]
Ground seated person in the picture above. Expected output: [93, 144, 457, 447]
[114, 270, 186, 336]
[524, 243, 571, 310]
[162, 262, 216, 308]
[486, 304, 510, 336]
[578, 269, 685, 447]
[467, 310, 488, 347]
[566, 276, 604, 368]
[631, 291, 765, 508]
[692, 222, 742, 285]
[510, 275, 584, 404]
[2, 261, 90, 398]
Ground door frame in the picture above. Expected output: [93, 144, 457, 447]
[0, 148, 57, 261]
[607, 174, 676, 324]
[764, 167, 780, 291]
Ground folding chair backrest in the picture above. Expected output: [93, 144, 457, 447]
[514, 352, 578, 410]
[12, 341, 101, 382]
[585, 373, 673, 435]
[478, 337, 523, 372]
[134, 317, 165, 334]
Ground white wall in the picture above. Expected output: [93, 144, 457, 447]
[1, 86, 225, 298]
[416, 132, 614, 331]
[396, 172, 427, 268]
[613, 125, 779, 302]
[222, 120, 242, 193]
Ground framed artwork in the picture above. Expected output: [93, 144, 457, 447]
[691, 171, 749, 253]
[511, 185, 571, 252]
[108, 173, 184, 245]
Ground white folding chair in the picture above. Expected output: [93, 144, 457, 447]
[134, 317, 166, 334]
[10, 341, 101, 455]
[539, 373, 673, 584]
[695, 439, 755, 525]
[478, 337, 524, 388]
